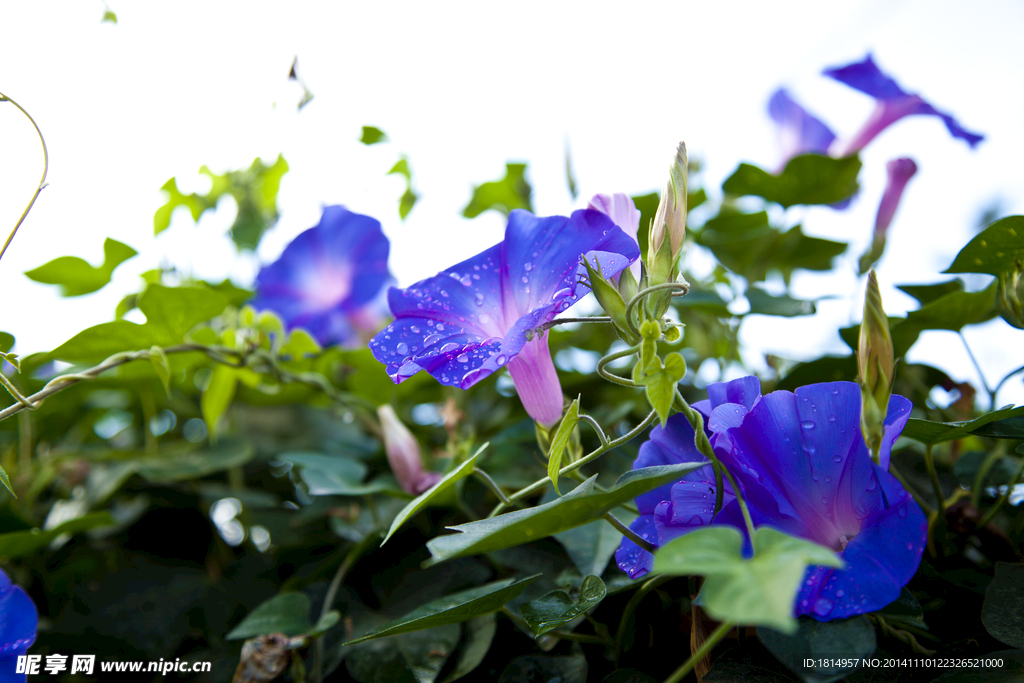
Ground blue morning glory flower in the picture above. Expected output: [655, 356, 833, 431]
[250, 206, 391, 346]
[616, 377, 926, 620]
[767, 88, 837, 166]
[369, 209, 639, 427]
[0, 568, 37, 683]
[824, 54, 984, 155]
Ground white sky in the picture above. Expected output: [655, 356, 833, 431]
[1, 0, 1023, 406]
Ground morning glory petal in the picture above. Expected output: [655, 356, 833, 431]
[615, 513, 658, 579]
[0, 569, 37, 661]
[631, 414, 711, 515]
[706, 375, 763, 413]
[767, 88, 837, 164]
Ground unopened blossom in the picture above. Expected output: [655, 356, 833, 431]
[617, 377, 926, 621]
[1, 568, 37, 683]
[824, 55, 984, 156]
[249, 206, 391, 346]
[369, 209, 639, 427]
[378, 405, 441, 495]
[768, 88, 837, 166]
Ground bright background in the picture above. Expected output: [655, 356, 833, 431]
[1, 0, 1022, 405]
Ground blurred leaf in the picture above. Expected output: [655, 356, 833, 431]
[0, 332, 13, 353]
[745, 287, 816, 317]
[426, 463, 707, 564]
[462, 163, 532, 218]
[554, 512, 633, 578]
[226, 592, 311, 640]
[673, 289, 731, 316]
[383, 446, 485, 545]
[439, 614, 496, 683]
[631, 190, 705, 258]
[901, 406, 1024, 445]
[565, 144, 578, 199]
[389, 157, 419, 220]
[758, 616, 876, 683]
[149, 345, 171, 395]
[135, 440, 255, 483]
[203, 278, 254, 307]
[201, 364, 238, 440]
[361, 126, 388, 145]
[653, 526, 843, 633]
[154, 155, 288, 251]
[24, 238, 137, 297]
[902, 282, 997, 332]
[897, 279, 964, 305]
[973, 417, 1024, 439]
[309, 611, 341, 637]
[981, 562, 1024, 648]
[50, 284, 228, 362]
[945, 216, 1024, 276]
[548, 399, 579, 494]
[0, 465, 14, 498]
[101, 9, 117, 23]
[343, 575, 540, 645]
[520, 575, 606, 637]
[722, 154, 861, 208]
[0, 512, 114, 557]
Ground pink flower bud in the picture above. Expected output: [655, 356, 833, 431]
[377, 405, 441, 495]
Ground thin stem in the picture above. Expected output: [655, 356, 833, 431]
[473, 469, 511, 506]
[499, 607, 608, 645]
[0, 373, 35, 409]
[994, 363, 1024, 402]
[0, 92, 49, 264]
[959, 332, 995, 410]
[313, 533, 377, 683]
[661, 620, 733, 683]
[578, 413, 609, 447]
[614, 574, 673, 662]
[624, 283, 688, 336]
[923, 445, 946, 518]
[489, 409, 658, 516]
[603, 512, 655, 554]
[971, 445, 1006, 509]
[537, 316, 613, 331]
[977, 455, 1024, 528]
[596, 343, 641, 388]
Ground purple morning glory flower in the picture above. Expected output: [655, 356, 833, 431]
[767, 89, 837, 166]
[250, 206, 391, 346]
[0, 568, 37, 683]
[587, 193, 641, 280]
[616, 377, 927, 621]
[874, 157, 918, 238]
[369, 209, 639, 427]
[824, 54, 984, 156]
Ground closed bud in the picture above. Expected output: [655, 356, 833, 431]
[857, 271, 894, 464]
[996, 262, 1024, 330]
[648, 142, 688, 279]
[377, 405, 441, 494]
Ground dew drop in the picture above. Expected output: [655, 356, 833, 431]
[410, 325, 420, 333]
[898, 506, 908, 518]
[478, 313, 490, 324]
[688, 515, 704, 526]
[524, 262, 533, 271]
[832, 455, 842, 463]
[801, 420, 815, 430]
[835, 589, 845, 598]
[396, 342, 409, 355]
[496, 355, 507, 366]
[828, 415, 836, 422]
[906, 542, 914, 551]
[866, 478, 877, 491]
[460, 275, 473, 286]
[813, 598, 834, 617]
[521, 276, 529, 284]
[436, 323, 444, 331]
[440, 290, 449, 297]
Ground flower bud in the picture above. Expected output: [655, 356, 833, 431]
[377, 405, 441, 494]
[997, 263, 1024, 330]
[857, 270, 894, 464]
[648, 142, 688, 281]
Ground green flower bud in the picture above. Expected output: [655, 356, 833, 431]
[857, 270, 894, 464]
[996, 261, 1024, 330]
[648, 142, 688, 282]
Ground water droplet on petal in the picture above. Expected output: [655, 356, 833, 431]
[813, 598, 833, 617]
[832, 455, 842, 463]
[521, 276, 529, 284]
[457, 354, 469, 363]
[440, 290, 449, 297]
[396, 342, 409, 355]
[828, 415, 836, 422]
[436, 323, 444, 331]
[496, 355, 507, 366]
[906, 542, 914, 551]
[410, 325, 420, 333]
[460, 275, 473, 286]
[688, 515, 703, 526]
[801, 420, 815, 430]
[524, 262, 533, 271]
[835, 589, 845, 598]
[478, 313, 490, 324]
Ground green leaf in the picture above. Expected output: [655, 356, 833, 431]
[548, 399, 579, 494]
[901, 405, 1024, 445]
[382, 446, 485, 545]
[425, 463, 707, 564]
[149, 345, 171, 395]
[439, 614, 496, 683]
[722, 154, 862, 208]
[954, 451, 1023, 491]
[101, 9, 117, 23]
[638, 353, 686, 426]
[653, 526, 843, 633]
[897, 279, 964, 305]
[745, 287, 816, 317]
[226, 592, 311, 640]
[360, 126, 388, 145]
[389, 157, 418, 220]
[945, 216, 1024, 276]
[758, 616, 876, 683]
[0, 332, 13, 353]
[520, 575, 607, 637]
[24, 238, 137, 297]
[50, 284, 228, 362]
[201, 364, 238, 440]
[554, 512, 634, 578]
[982, 562, 1024, 648]
[0, 512, 115, 557]
[462, 163, 532, 218]
[343, 575, 540, 645]
[0, 465, 14, 498]
[134, 440, 255, 483]
[309, 611, 341, 638]
[903, 281, 997, 331]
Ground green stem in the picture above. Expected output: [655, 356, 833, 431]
[596, 344, 641, 387]
[489, 409, 658, 517]
[473, 468, 511, 506]
[0, 92, 49, 265]
[624, 283, 688, 337]
[537, 316, 613, 331]
[959, 332, 995, 410]
[977, 455, 1024, 528]
[923, 444, 946, 518]
[972, 444, 1006, 509]
[993, 363, 1024, 402]
[661, 620, 733, 683]
[614, 574, 673, 663]
[604, 512, 655, 554]
[578, 413, 609, 447]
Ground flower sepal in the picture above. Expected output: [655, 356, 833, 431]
[582, 257, 635, 343]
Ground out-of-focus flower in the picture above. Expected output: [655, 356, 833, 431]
[369, 209, 639, 427]
[249, 206, 391, 346]
[859, 158, 918, 273]
[824, 54, 984, 156]
[378, 405, 441, 495]
[768, 88, 837, 166]
[0, 568, 37, 682]
[587, 193, 641, 279]
[616, 377, 925, 621]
